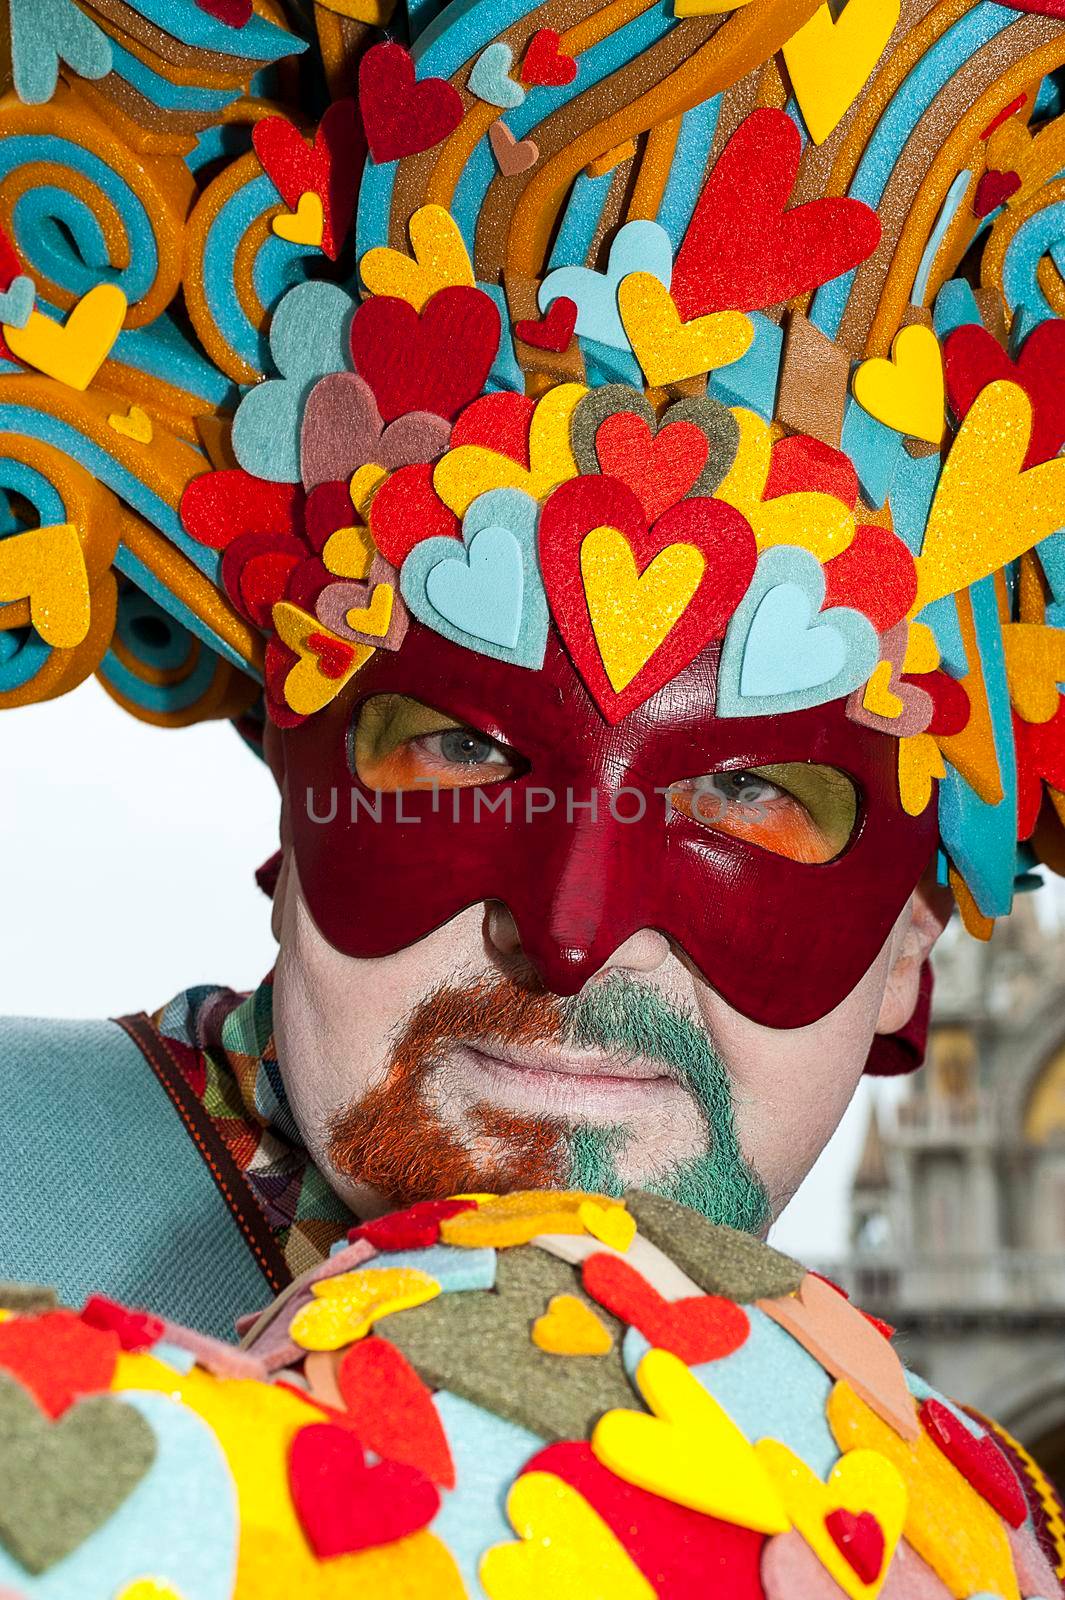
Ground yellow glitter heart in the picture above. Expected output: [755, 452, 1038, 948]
[107, 405, 153, 444]
[716, 409, 856, 561]
[0, 522, 89, 648]
[619, 273, 753, 387]
[289, 1266, 440, 1352]
[581, 524, 704, 693]
[360, 205, 474, 311]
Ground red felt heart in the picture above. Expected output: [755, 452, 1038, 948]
[595, 413, 710, 523]
[514, 296, 578, 353]
[451, 392, 535, 465]
[972, 167, 1021, 218]
[350, 287, 500, 424]
[221, 531, 305, 625]
[822, 525, 918, 631]
[253, 100, 364, 260]
[195, 0, 252, 24]
[920, 1399, 1027, 1526]
[80, 1296, 164, 1354]
[671, 109, 881, 317]
[825, 1508, 885, 1583]
[905, 670, 970, 737]
[526, 1441, 765, 1598]
[582, 1253, 749, 1364]
[0, 1310, 118, 1418]
[944, 320, 1065, 467]
[359, 42, 464, 164]
[304, 481, 356, 552]
[308, 631, 357, 680]
[337, 1338, 455, 1488]
[369, 463, 462, 566]
[764, 434, 858, 508]
[520, 28, 578, 86]
[538, 474, 757, 722]
[289, 1422, 440, 1558]
[349, 1198, 475, 1252]
[181, 470, 304, 552]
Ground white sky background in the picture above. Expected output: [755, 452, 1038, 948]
[1, 677, 884, 1262]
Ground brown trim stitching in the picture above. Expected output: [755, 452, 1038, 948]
[113, 1013, 291, 1296]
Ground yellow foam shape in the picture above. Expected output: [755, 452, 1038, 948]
[315, 0, 397, 18]
[350, 463, 389, 516]
[781, 0, 901, 145]
[897, 733, 947, 817]
[852, 325, 945, 445]
[342, 582, 394, 637]
[618, 273, 753, 387]
[675, 0, 754, 13]
[323, 522, 375, 579]
[901, 621, 939, 674]
[441, 1190, 622, 1248]
[1003, 621, 1065, 724]
[271, 191, 325, 248]
[592, 1348, 791, 1533]
[755, 1441, 907, 1600]
[272, 601, 373, 716]
[360, 204, 474, 311]
[434, 383, 586, 515]
[481, 1472, 656, 1600]
[532, 1294, 614, 1356]
[290, 1265, 440, 1351]
[827, 1381, 1020, 1600]
[107, 405, 153, 444]
[0, 522, 90, 648]
[5, 284, 127, 391]
[932, 591, 1003, 807]
[863, 659, 904, 721]
[716, 408, 856, 560]
[581, 524, 704, 692]
[578, 1199, 635, 1252]
[916, 381, 1065, 612]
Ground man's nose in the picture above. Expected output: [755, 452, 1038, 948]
[483, 903, 671, 995]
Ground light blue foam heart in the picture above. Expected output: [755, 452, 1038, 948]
[10, 0, 112, 105]
[468, 42, 525, 109]
[716, 545, 879, 717]
[0, 275, 36, 330]
[401, 487, 549, 668]
[538, 220, 673, 351]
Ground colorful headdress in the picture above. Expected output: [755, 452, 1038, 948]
[5, 0, 1065, 939]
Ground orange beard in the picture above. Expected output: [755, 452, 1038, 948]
[325, 973, 570, 1206]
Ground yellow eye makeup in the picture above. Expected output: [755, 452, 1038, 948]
[351, 694, 520, 791]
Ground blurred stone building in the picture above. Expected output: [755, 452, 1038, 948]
[841, 893, 1065, 1490]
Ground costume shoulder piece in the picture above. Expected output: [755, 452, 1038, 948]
[0, 1189, 1061, 1596]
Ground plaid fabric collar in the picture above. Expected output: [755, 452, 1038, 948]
[152, 977, 354, 1280]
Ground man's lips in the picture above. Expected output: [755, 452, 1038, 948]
[456, 1038, 672, 1103]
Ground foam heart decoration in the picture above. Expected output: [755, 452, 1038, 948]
[943, 319, 1065, 467]
[337, 1337, 455, 1486]
[323, 521, 375, 579]
[370, 463, 462, 565]
[520, 28, 578, 86]
[452, 392, 537, 464]
[80, 1295, 163, 1353]
[765, 434, 858, 507]
[582, 1253, 749, 1363]
[920, 1399, 1026, 1527]
[301, 371, 451, 489]
[755, 1440, 905, 1599]
[0, 1309, 117, 1417]
[0, 274, 35, 329]
[618, 273, 753, 385]
[0, 521, 90, 648]
[490, 120, 540, 175]
[593, 1348, 790, 1531]
[180, 470, 303, 552]
[825, 1508, 888, 1585]
[594, 413, 709, 522]
[671, 110, 880, 316]
[539, 474, 757, 721]
[781, 0, 900, 145]
[222, 531, 304, 625]
[5, 284, 126, 391]
[360, 204, 474, 311]
[349, 1198, 476, 1252]
[481, 1471, 656, 1599]
[107, 404, 153, 444]
[1003, 620, 1065, 723]
[289, 1422, 440, 1557]
[540, 221, 673, 350]
[271, 601, 373, 716]
[821, 525, 917, 631]
[317, 578, 396, 641]
[272, 191, 324, 247]
[897, 732, 946, 816]
[973, 167, 1022, 215]
[440, 1189, 620, 1247]
[716, 545, 879, 718]
[716, 410, 856, 561]
[852, 325, 945, 445]
[10, 0, 112, 105]
[469, 41, 525, 108]
[435, 382, 585, 514]
[515, 296, 578, 353]
[350, 287, 500, 423]
[290, 1265, 441, 1352]
[359, 42, 464, 163]
[532, 1294, 614, 1355]
[578, 1200, 636, 1252]
[254, 99, 362, 260]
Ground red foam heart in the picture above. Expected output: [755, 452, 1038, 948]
[80, 1295, 164, 1354]
[514, 295, 578, 353]
[451, 392, 535, 466]
[350, 287, 500, 423]
[520, 28, 577, 86]
[195, 0, 252, 22]
[288, 1422, 440, 1558]
[595, 413, 709, 523]
[308, 631, 357, 680]
[944, 320, 1065, 467]
[671, 109, 881, 317]
[221, 531, 305, 625]
[538, 474, 757, 722]
[920, 1399, 1027, 1526]
[369, 463, 461, 566]
[906, 670, 970, 737]
[972, 168, 1021, 218]
[0, 1310, 118, 1418]
[359, 42, 464, 164]
[337, 1338, 455, 1488]
[582, 1253, 749, 1364]
[526, 1441, 765, 1598]
[825, 1508, 885, 1583]
[253, 99, 364, 260]
[822, 525, 918, 631]
[765, 434, 859, 508]
[349, 1198, 475, 1252]
[181, 470, 305, 552]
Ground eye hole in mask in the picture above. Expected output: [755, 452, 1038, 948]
[351, 693, 523, 790]
[667, 763, 858, 865]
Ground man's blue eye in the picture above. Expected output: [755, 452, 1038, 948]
[438, 730, 497, 764]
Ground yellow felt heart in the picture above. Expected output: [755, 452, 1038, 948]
[862, 660, 904, 721]
[481, 1472, 655, 1600]
[593, 1348, 791, 1532]
[532, 1294, 614, 1356]
[434, 383, 585, 515]
[897, 733, 946, 817]
[618, 273, 753, 387]
[756, 1441, 906, 1600]
[271, 190, 325, 248]
[579, 1199, 636, 1252]
[0, 522, 90, 648]
[716, 408, 856, 560]
[107, 405, 153, 444]
[782, 0, 901, 145]
[341, 582, 394, 637]
[360, 204, 474, 310]
[441, 1190, 624, 1248]
[852, 325, 945, 445]
[289, 1265, 440, 1352]
[5, 284, 127, 391]
[272, 601, 373, 716]
[915, 381, 1065, 611]
[1003, 621, 1065, 723]
[581, 523, 704, 693]
[350, 463, 389, 516]
[323, 522, 375, 579]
